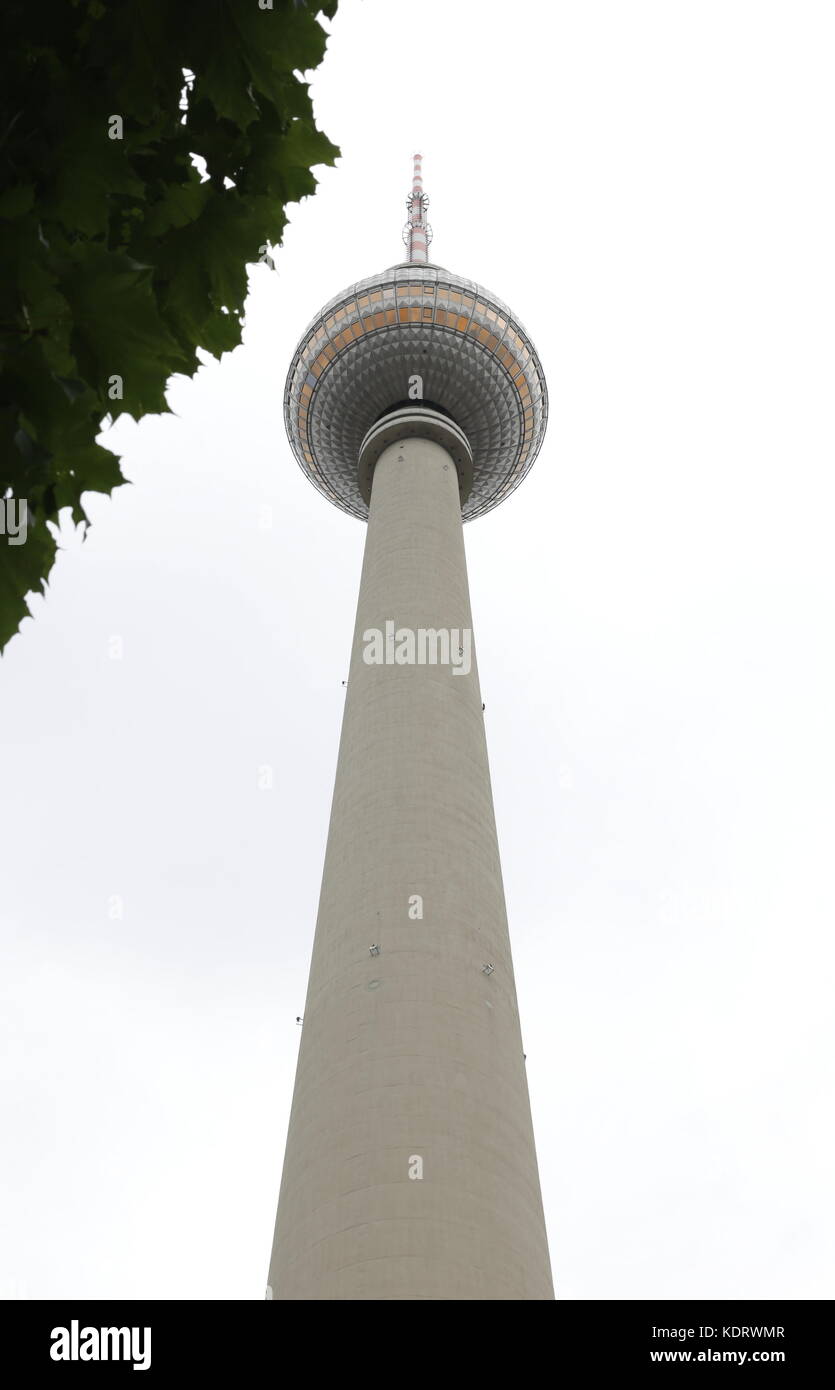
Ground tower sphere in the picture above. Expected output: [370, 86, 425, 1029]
[284, 258, 548, 522]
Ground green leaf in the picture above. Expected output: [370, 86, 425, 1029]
[0, 509, 58, 651]
[144, 178, 210, 236]
[0, 0, 340, 652]
[61, 244, 192, 416]
[40, 111, 147, 238]
[0, 183, 36, 220]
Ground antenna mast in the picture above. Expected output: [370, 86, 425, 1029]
[402, 153, 432, 262]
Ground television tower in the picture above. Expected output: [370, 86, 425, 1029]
[268, 156, 553, 1300]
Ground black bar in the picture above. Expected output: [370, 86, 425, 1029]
[1, 1298, 830, 1376]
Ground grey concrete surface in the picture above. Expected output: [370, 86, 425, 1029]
[267, 433, 553, 1300]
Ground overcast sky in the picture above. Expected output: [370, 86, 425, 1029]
[2, 0, 834, 1301]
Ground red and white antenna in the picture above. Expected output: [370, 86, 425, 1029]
[402, 153, 432, 262]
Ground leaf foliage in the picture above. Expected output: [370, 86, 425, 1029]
[0, 0, 339, 650]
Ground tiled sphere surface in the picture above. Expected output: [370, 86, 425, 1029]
[284, 261, 548, 521]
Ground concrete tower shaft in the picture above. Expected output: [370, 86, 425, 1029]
[268, 433, 554, 1300]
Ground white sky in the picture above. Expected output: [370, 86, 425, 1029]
[2, 0, 834, 1300]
